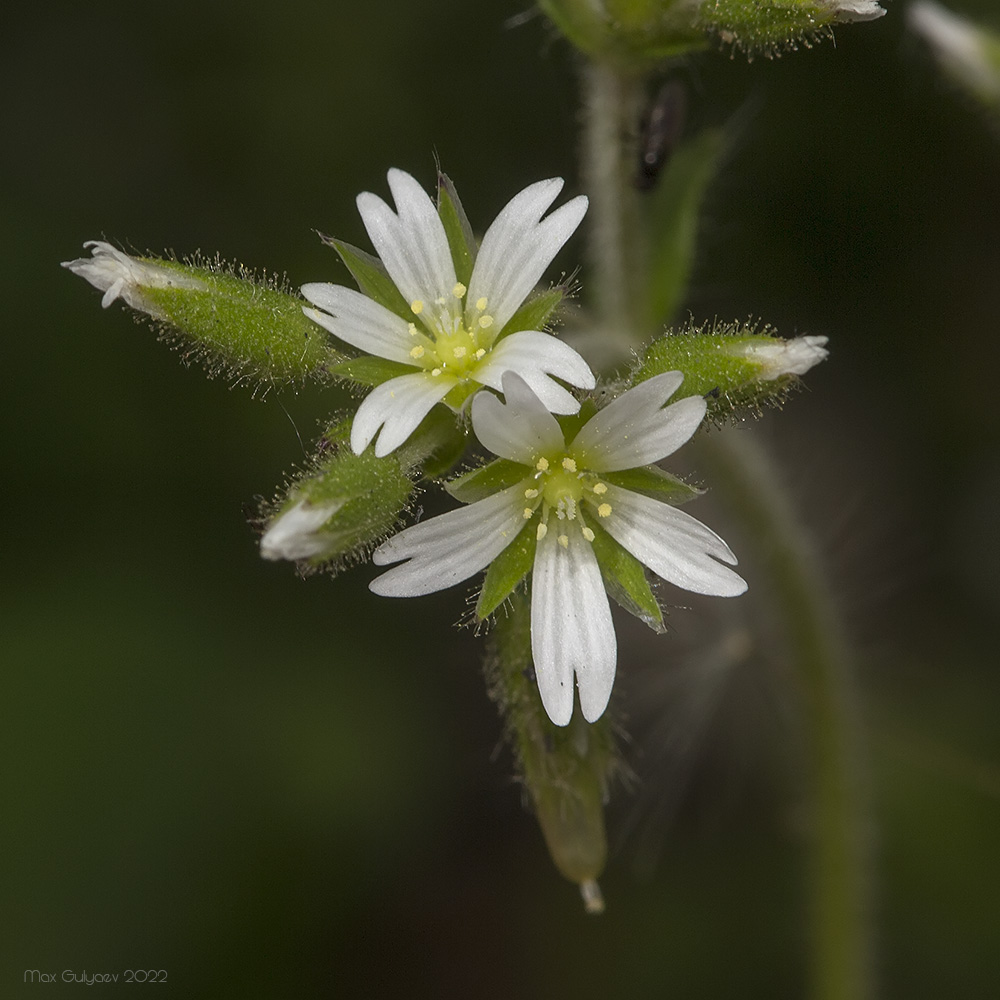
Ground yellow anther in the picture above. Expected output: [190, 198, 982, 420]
[476, 296, 488, 311]
[523, 508, 534, 520]
[558, 534, 569, 549]
[598, 503, 612, 518]
[409, 345, 425, 359]
[431, 368, 442, 377]
[561, 457, 577, 472]
[452, 282, 467, 299]
[474, 348, 486, 359]
[524, 488, 539, 499]
[478, 314, 494, 329]
[536, 522, 548, 541]
[410, 300, 424, 315]
[408, 322, 419, 336]
[536, 457, 549, 472]
[452, 346, 467, 359]
[582, 527, 595, 542]
[592, 482, 608, 495]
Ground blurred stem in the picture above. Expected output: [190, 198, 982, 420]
[580, 62, 647, 352]
[696, 429, 872, 1000]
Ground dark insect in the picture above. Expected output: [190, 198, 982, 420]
[636, 79, 688, 191]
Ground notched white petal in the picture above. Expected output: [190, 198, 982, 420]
[356, 170, 457, 314]
[468, 179, 588, 333]
[471, 371, 565, 464]
[474, 331, 594, 416]
[600, 486, 747, 598]
[350, 372, 456, 457]
[370, 485, 524, 596]
[573, 372, 706, 471]
[301, 283, 415, 364]
[61, 241, 204, 314]
[531, 526, 616, 726]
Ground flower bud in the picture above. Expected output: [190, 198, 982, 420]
[62, 241, 341, 384]
[632, 321, 829, 416]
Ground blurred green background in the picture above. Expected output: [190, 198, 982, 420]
[3, 1, 999, 996]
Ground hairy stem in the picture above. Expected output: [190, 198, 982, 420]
[697, 429, 873, 1000]
[580, 62, 646, 348]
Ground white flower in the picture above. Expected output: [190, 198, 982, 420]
[260, 498, 345, 561]
[61, 241, 204, 313]
[301, 170, 595, 458]
[734, 334, 829, 380]
[370, 371, 746, 727]
[908, 1, 1000, 102]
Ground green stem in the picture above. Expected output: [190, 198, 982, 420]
[580, 62, 646, 349]
[696, 429, 873, 1000]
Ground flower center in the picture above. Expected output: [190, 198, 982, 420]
[520, 455, 613, 545]
[407, 286, 495, 379]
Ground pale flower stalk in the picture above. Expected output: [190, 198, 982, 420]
[370, 371, 746, 726]
[301, 170, 595, 458]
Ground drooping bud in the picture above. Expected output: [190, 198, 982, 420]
[632, 320, 829, 417]
[62, 241, 342, 385]
[485, 594, 617, 912]
[261, 407, 467, 572]
[908, 1, 1000, 110]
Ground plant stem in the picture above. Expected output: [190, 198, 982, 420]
[697, 429, 873, 1000]
[579, 61, 873, 1000]
[580, 62, 646, 345]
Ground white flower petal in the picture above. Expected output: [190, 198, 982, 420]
[301, 284, 415, 364]
[733, 335, 830, 380]
[356, 169, 457, 314]
[572, 372, 706, 472]
[531, 526, 617, 726]
[260, 498, 344, 562]
[350, 372, 456, 457]
[474, 331, 594, 415]
[599, 486, 747, 597]
[827, 0, 885, 22]
[61, 241, 204, 313]
[467, 179, 588, 333]
[471, 371, 565, 464]
[370, 485, 525, 597]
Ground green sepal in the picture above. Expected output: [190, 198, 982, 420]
[497, 286, 564, 340]
[601, 466, 701, 505]
[330, 355, 415, 388]
[319, 235, 412, 322]
[138, 259, 343, 384]
[588, 519, 664, 633]
[476, 521, 538, 619]
[437, 172, 477, 288]
[644, 128, 725, 327]
[445, 459, 532, 504]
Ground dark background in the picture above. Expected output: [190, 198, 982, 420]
[2, 1, 998, 996]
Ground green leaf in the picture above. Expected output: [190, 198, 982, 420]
[498, 286, 564, 340]
[601, 466, 701, 505]
[589, 520, 664, 633]
[437, 172, 477, 288]
[320, 235, 412, 321]
[476, 521, 537, 619]
[330, 355, 415, 387]
[446, 459, 532, 504]
[644, 128, 725, 327]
